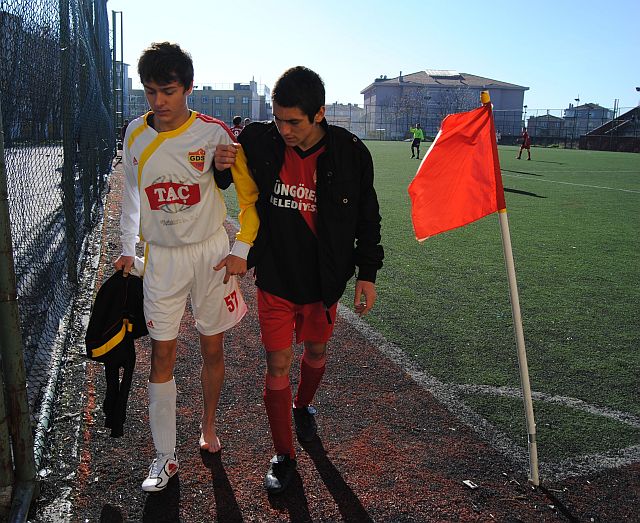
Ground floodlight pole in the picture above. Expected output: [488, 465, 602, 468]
[482, 91, 540, 486]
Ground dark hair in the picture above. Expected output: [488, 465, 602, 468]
[272, 66, 325, 122]
[138, 42, 193, 90]
[233, 116, 242, 125]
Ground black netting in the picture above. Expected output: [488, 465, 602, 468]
[1, 0, 113, 437]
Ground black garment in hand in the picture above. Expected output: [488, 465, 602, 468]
[103, 337, 136, 437]
[85, 270, 147, 437]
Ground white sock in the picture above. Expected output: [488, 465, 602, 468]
[148, 378, 177, 457]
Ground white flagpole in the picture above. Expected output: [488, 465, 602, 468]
[498, 209, 539, 486]
[481, 91, 539, 486]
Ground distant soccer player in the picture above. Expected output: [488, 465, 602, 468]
[230, 115, 243, 138]
[517, 127, 531, 160]
[114, 41, 259, 492]
[214, 66, 383, 495]
[410, 123, 424, 159]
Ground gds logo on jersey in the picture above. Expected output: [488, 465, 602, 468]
[188, 148, 206, 172]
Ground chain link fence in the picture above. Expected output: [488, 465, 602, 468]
[1, 0, 113, 474]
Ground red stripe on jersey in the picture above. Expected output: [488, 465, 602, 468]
[196, 112, 217, 123]
[196, 112, 235, 141]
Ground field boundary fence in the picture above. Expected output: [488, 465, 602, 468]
[1, 0, 114, 512]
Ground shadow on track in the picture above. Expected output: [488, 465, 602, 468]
[201, 450, 244, 522]
[142, 474, 181, 522]
[267, 471, 313, 522]
[300, 437, 374, 523]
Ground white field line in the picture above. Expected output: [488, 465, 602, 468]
[502, 172, 640, 193]
[337, 304, 640, 481]
[540, 445, 640, 481]
[455, 384, 640, 429]
[506, 170, 638, 174]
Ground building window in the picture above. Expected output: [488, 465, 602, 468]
[202, 96, 208, 104]
[188, 96, 194, 105]
[242, 96, 249, 104]
[228, 96, 235, 104]
[214, 109, 221, 117]
[215, 96, 222, 104]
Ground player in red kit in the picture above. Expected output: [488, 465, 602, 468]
[517, 127, 531, 160]
[214, 66, 383, 494]
[230, 115, 243, 138]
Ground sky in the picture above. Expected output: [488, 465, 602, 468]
[106, 0, 640, 112]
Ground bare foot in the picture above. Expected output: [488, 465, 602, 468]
[199, 425, 221, 453]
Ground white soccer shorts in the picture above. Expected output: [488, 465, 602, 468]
[142, 227, 247, 340]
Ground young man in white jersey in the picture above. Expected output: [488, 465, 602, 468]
[215, 66, 383, 494]
[114, 42, 259, 492]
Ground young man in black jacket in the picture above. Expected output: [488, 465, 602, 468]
[215, 66, 383, 494]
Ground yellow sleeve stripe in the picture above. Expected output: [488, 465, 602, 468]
[230, 146, 260, 245]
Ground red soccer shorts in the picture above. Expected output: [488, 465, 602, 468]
[257, 289, 337, 351]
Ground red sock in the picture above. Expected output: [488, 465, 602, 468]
[264, 374, 295, 457]
[294, 350, 326, 408]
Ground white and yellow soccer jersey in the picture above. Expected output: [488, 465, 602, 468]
[120, 111, 258, 258]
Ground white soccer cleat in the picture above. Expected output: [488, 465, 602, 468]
[141, 452, 179, 492]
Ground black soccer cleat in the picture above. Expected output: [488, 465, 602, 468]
[293, 405, 318, 442]
[264, 454, 297, 494]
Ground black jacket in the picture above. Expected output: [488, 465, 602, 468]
[239, 119, 383, 307]
[85, 270, 147, 437]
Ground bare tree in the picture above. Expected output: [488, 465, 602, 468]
[434, 86, 476, 129]
[388, 86, 431, 138]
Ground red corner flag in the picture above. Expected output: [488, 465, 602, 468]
[408, 103, 506, 241]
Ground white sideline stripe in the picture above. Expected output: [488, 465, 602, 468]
[456, 384, 640, 429]
[337, 304, 640, 481]
[542, 445, 640, 481]
[510, 170, 638, 174]
[502, 173, 640, 193]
